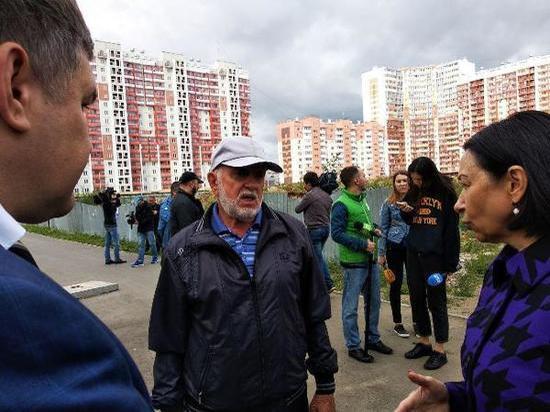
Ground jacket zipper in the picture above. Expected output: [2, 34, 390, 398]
[198, 350, 213, 405]
[250, 274, 266, 402]
[209, 239, 268, 402]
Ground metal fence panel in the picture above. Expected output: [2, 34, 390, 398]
[45, 187, 390, 261]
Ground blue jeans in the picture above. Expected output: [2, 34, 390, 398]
[308, 226, 333, 289]
[137, 231, 158, 262]
[342, 264, 381, 349]
[104, 225, 121, 262]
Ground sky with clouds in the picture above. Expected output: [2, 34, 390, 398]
[78, 0, 549, 161]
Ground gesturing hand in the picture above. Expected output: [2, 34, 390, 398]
[395, 370, 449, 412]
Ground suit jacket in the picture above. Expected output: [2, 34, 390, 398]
[0, 246, 152, 411]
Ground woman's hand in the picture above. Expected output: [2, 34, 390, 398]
[395, 370, 450, 412]
[378, 256, 386, 266]
[396, 201, 414, 213]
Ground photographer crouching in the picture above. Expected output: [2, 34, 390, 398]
[94, 187, 126, 265]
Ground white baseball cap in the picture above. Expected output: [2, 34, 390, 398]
[210, 136, 283, 173]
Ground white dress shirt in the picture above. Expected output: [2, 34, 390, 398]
[0, 203, 26, 249]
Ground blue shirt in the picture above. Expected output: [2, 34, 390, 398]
[211, 204, 262, 277]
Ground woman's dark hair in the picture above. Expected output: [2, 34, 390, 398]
[388, 170, 409, 203]
[406, 157, 456, 203]
[303, 171, 319, 187]
[464, 110, 550, 237]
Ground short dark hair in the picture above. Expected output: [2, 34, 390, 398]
[0, 0, 93, 101]
[340, 166, 359, 189]
[303, 171, 319, 187]
[464, 110, 550, 237]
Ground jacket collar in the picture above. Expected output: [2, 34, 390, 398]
[492, 236, 550, 294]
[192, 202, 286, 252]
[341, 189, 365, 202]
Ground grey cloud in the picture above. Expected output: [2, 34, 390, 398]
[79, 0, 550, 159]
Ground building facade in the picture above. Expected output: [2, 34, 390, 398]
[362, 55, 550, 175]
[277, 117, 385, 184]
[75, 40, 250, 194]
[362, 59, 475, 175]
[457, 55, 550, 145]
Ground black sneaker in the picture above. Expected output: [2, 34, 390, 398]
[424, 351, 447, 370]
[405, 343, 433, 359]
[348, 348, 374, 363]
[394, 324, 410, 338]
[113, 259, 126, 264]
[105, 259, 114, 265]
[366, 340, 393, 355]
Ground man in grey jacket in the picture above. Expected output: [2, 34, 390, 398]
[295, 172, 334, 292]
[149, 136, 337, 412]
[169, 171, 204, 237]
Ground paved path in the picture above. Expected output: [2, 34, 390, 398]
[23, 232, 466, 411]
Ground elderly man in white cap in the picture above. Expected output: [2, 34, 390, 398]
[149, 136, 338, 412]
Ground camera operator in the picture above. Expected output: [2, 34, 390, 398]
[94, 187, 126, 265]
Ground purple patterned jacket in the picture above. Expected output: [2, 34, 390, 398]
[446, 236, 550, 411]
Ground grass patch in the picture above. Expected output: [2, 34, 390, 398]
[24, 224, 140, 254]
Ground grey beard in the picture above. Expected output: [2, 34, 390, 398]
[217, 186, 262, 223]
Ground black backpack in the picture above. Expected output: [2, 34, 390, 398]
[318, 171, 339, 194]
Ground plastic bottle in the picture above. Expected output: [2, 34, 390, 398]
[427, 272, 445, 287]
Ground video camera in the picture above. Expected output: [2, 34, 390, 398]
[93, 187, 120, 205]
[126, 211, 137, 228]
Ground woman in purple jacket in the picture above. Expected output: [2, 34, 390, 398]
[396, 110, 550, 411]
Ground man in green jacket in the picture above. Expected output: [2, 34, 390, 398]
[331, 166, 393, 363]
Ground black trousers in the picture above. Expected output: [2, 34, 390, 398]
[386, 242, 407, 324]
[406, 250, 449, 343]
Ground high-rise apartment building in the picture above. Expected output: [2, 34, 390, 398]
[277, 117, 385, 183]
[362, 59, 475, 175]
[457, 55, 550, 144]
[75, 40, 250, 194]
[362, 55, 550, 176]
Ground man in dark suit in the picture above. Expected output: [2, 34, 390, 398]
[0, 1, 152, 410]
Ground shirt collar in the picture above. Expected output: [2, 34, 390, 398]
[492, 236, 550, 293]
[0, 203, 26, 249]
[211, 203, 262, 236]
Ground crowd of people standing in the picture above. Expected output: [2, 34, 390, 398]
[2, 2, 548, 411]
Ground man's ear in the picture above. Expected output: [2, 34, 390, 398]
[207, 171, 218, 196]
[506, 165, 528, 204]
[0, 42, 34, 132]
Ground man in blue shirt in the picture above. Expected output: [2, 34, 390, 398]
[149, 136, 338, 412]
[158, 181, 180, 250]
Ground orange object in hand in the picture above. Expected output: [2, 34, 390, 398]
[383, 264, 396, 284]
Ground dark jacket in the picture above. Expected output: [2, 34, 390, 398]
[0, 247, 152, 411]
[401, 190, 460, 273]
[149, 203, 338, 411]
[136, 201, 155, 233]
[446, 236, 550, 411]
[102, 196, 121, 226]
[169, 190, 204, 237]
